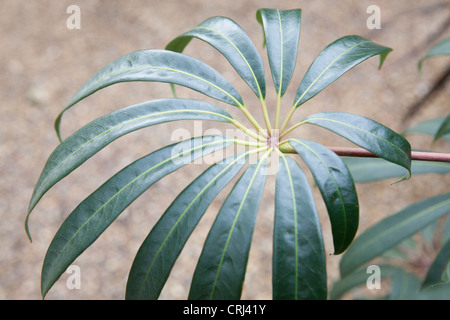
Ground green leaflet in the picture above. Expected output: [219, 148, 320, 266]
[125, 152, 249, 300]
[339, 192, 450, 278]
[26, 98, 234, 240]
[288, 139, 359, 255]
[273, 155, 327, 300]
[40, 136, 234, 298]
[55, 49, 244, 140]
[166, 16, 266, 99]
[303, 112, 412, 181]
[293, 35, 392, 108]
[257, 9, 301, 97]
[188, 153, 269, 299]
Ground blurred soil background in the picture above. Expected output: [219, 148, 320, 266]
[0, 0, 449, 299]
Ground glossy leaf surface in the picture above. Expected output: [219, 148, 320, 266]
[289, 139, 359, 255]
[166, 16, 266, 99]
[293, 35, 392, 108]
[339, 192, 450, 277]
[188, 156, 268, 299]
[273, 155, 326, 299]
[303, 112, 412, 180]
[56, 49, 244, 139]
[257, 9, 301, 97]
[27, 99, 234, 237]
[125, 153, 248, 300]
[41, 136, 234, 298]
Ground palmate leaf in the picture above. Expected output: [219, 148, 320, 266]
[55, 49, 244, 140]
[303, 112, 412, 181]
[273, 155, 327, 299]
[257, 9, 301, 97]
[26, 98, 234, 239]
[188, 154, 269, 300]
[293, 35, 392, 108]
[339, 192, 450, 278]
[125, 152, 249, 300]
[166, 16, 266, 100]
[41, 135, 234, 298]
[29, 7, 409, 301]
[288, 139, 359, 255]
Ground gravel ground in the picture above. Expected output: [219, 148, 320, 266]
[1, 0, 449, 300]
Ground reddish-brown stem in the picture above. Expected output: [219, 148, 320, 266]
[279, 143, 450, 162]
[328, 147, 450, 162]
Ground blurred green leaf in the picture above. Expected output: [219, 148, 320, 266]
[418, 37, 450, 72]
[434, 113, 450, 142]
[403, 116, 450, 141]
[339, 193, 450, 278]
[343, 158, 450, 183]
[422, 239, 450, 288]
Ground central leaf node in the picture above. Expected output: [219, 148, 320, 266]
[267, 130, 279, 148]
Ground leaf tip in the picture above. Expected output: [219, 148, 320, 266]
[378, 48, 393, 70]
